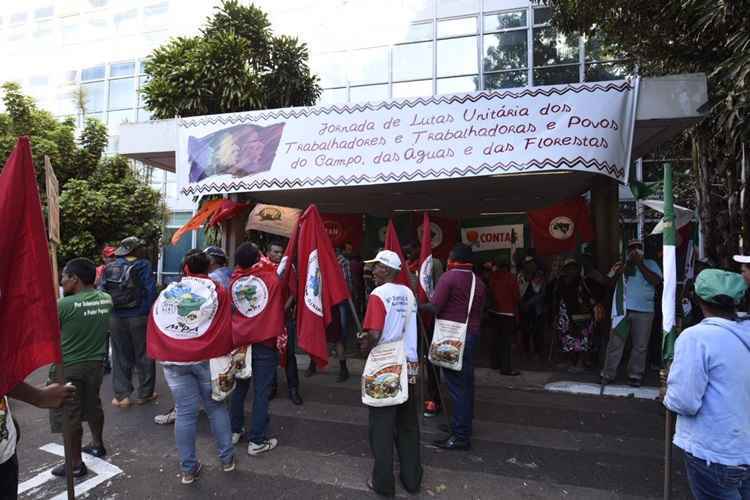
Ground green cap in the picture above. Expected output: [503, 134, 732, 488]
[694, 269, 747, 305]
[115, 236, 145, 257]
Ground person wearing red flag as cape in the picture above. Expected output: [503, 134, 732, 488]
[229, 242, 286, 454]
[147, 250, 235, 485]
[0, 137, 77, 499]
[293, 205, 351, 371]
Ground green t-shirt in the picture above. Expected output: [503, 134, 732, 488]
[58, 289, 113, 366]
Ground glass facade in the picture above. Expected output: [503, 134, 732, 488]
[312, 4, 629, 104]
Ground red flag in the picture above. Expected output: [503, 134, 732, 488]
[527, 197, 594, 256]
[417, 212, 435, 304]
[147, 275, 233, 362]
[295, 205, 350, 369]
[0, 137, 62, 396]
[383, 219, 411, 287]
[321, 213, 364, 251]
[229, 264, 285, 347]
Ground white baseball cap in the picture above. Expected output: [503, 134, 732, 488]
[733, 255, 750, 264]
[365, 250, 402, 271]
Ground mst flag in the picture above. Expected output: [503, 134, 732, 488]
[230, 262, 285, 347]
[384, 219, 411, 287]
[296, 205, 350, 369]
[661, 163, 678, 362]
[527, 197, 594, 255]
[417, 212, 434, 303]
[0, 137, 62, 396]
[610, 237, 630, 340]
[147, 275, 233, 362]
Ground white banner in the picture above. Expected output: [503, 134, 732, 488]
[177, 81, 637, 196]
[461, 224, 525, 252]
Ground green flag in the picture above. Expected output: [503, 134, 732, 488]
[611, 236, 630, 340]
[662, 163, 677, 362]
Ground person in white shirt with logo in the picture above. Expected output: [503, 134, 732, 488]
[359, 250, 422, 497]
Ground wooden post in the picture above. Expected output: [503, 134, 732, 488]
[45, 156, 75, 500]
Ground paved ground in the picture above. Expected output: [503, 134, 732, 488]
[12, 357, 689, 499]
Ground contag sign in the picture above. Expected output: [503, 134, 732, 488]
[461, 224, 524, 251]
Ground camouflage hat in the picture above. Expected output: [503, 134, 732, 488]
[115, 236, 145, 257]
[695, 269, 747, 305]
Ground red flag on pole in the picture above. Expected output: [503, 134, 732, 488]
[295, 205, 350, 369]
[527, 196, 594, 256]
[383, 219, 411, 288]
[0, 137, 62, 397]
[417, 212, 435, 304]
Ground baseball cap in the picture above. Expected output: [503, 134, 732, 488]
[364, 250, 402, 271]
[695, 269, 747, 305]
[562, 257, 579, 268]
[203, 246, 227, 259]
[733, 255, 750, 264]
[115, 236, 145, 257]
[627, 239, 643, 248]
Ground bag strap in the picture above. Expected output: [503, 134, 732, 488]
[465, 273, 476, 326]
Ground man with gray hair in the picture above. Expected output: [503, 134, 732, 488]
[360, 250, 422, 497]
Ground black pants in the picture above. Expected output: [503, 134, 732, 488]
[0, 453, 18, 500]
[420, 320, 441, 405]
[368, 393, 423, 496]
[110, 315, 155, 401]
[521, 314, 545, 356]
[492, 315, 516, 372]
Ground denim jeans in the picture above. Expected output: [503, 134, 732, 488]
[684, 452, 750, 500]
[443, 333, 478, 441]
[162, 362, 234, 473]
[230, 344, 278, 444]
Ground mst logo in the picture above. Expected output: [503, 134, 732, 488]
[304, 250, 323, 317]
[548, 216, 575, 240]
[231, 275, 269, 318]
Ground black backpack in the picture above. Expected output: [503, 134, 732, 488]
[102, 260, 143, 310]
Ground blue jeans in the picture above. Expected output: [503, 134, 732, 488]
[443, 333, 478, 441]
[230, 344, 278, 443]
[685, 452, 750, 500]
[162, 362, 234, 473]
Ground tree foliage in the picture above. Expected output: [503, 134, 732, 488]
[0, 82, 165, 264]
[539, 0, 750, 265]
[141, 0, 320, 119]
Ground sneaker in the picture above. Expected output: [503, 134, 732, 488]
[51, 462, 88, 478]
[222, 456, 236, 472]
[154, 408, 176, 425]
[248, 438, 278, 456]
[81, 444, 107, 458]
[181, 463, 202, 485]
[232, 432, 244, 445]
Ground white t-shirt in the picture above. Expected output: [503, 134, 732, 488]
[0, 396, 17, 464]
[363, 283, 418, 362]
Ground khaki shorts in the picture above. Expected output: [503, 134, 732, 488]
[48, 361, 104, 434]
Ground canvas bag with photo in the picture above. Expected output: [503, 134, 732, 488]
[361, 336, 409, 408]
[428, 273, 476, 371]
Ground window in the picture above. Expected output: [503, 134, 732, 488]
[392, 80, 432, 99]
[585, 62, 629, 82]
[107, 109, 136, 134]
[585, 36, 626, 63]
[348, 47, 388, 85]
[108, 77, 136, 109]
[81, 65, 105, 81]
[412, 0, 434, 20]
[483, 31, 527, 71]
[437, 17, 476, 38]
[62, 70, 78, 84]
[143, 2, 169, 31]
[138, 75, 150, 106]
[81, 81, 105, 112]
[485, 70, 527, 89]
[34, 6, 54, 19]
[113, 9, 138, 34]
[401, 22, 432, 43]
[57, 90, 78, 115]
[436, 0, 479, 18]
[137, 107, 152, 121]
[393, 42, 433, 81]
[349, 84, 389, 103]
[437, 76, 478, 95]
[62, 17, 79, 44]
[318, 88, 347, 106]
[533, 7, 553, 25]
[436, 36, 478, 77]
[111, 62, 135, 78]
[163, 227, 192, 274]
[85, 14, 108, 41]
[484, 10, 527, 32]
[32, 20, 53, 41]
[533, 27, 578, 66]
[84, 112, 104, 123]
[10, 12, 27, 25]
[313, 52, 348, 88]
[485, 0, 525, 11]
[533, 65, 580, 86]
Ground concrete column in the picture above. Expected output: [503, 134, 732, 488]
[590, 175, 621, 273]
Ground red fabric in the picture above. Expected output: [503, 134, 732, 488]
[147, 275, 233, 362]
[417, 212, 432, 303]
[412, 213, 457, 260]
[229, 265, 285, 348]
[171, 199, 225, 245]
[207, 199, 250, 227]
[321, 213, 364, 251]
[362, 294, 386, 331]
[295, 205, 351, 369]
[527, 197, 594, 256]
[384, 220, 411, 287]
[0, 137, 62, 396]
[489, 270, 520, 315]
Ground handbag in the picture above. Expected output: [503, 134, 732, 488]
[209, 354, 237, 402]
[428, 273, 476, 371]
[361, 293, 412, 408]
